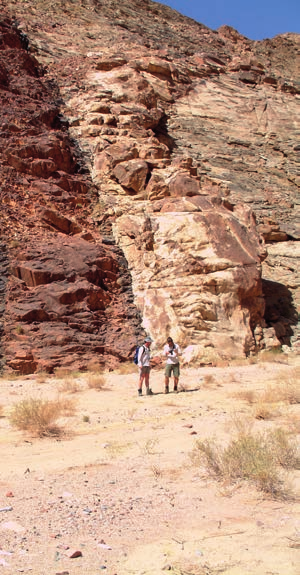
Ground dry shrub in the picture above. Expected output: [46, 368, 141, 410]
[261, 383, 300, 407]
[1, 372, 21, 381]
[10, 397, 76, 437]
[284, 384, 300, 404]
[236, 369, 300, 408]
[192, 427, 299, 497]
[15, 325, 24, 335]
[143, 438, 159, 455]
[86, 361, 104, 373]
[171, 562, 218, 575]
[277, 367, 300, 403]
[257, 349, 288, 364]
[58, 378, 81, 394]
[87, 373, 106, 390]
[115, 361, 137, 375]
[234, 389, 256, 404]
[202, 374, 217, 388]
[57, 397, 77, 417]
[270, 427, 300, 469]
[54, 367, 81, 379]
[287, 415, 300, 434]
[254, 402, 278, 420]
[35, 371, 48, 384]
[151, 464, 163, 478]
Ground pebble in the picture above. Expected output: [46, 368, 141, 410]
[66, 549, 83, 558]
[97, 543, 112, 550]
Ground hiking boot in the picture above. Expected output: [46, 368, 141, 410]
[173, 386, 178, 393]
[165, 386, 169, 394]
[138, 389, 142, 396]
[146, 388, 153, 396]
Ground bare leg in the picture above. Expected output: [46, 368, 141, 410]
[144, 371, 150, 390]
[138, 371, 145, 393]
[174, 376, 179, 391]
[165, 376, 169, 393]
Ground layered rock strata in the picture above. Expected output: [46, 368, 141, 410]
[0, 15, 144, 372]
[0, 0, 299, 370]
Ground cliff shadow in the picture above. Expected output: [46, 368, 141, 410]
[262, 278, 298, 346]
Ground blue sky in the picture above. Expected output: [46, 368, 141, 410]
[160, 0, 300, 40]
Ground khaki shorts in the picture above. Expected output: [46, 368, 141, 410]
[140, 366, 150, 375]
[165, 363, 180, 378]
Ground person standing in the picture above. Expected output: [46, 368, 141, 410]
[138, 336, 153, 396]
[164, 336, 181, 393]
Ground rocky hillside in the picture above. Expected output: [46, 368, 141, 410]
[0, 0, 299, 372]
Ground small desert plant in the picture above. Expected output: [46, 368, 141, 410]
[143, 438, 159, 455]
[58, 378, 81, 393]
[82, 415, 90, 423]
[253, 401, 277, 420]
[57, 397, 77, 417]
[105, 441, 131, 458]
[234, 390, 256, 404]
[10, 240, 20, 249]
[115, 361, 137, 375]
[10, 397, 76, 437]
[202, 374, 216, 387]
[35, 371, 48, 384]
[15, 325, 24, 335]
[192, 426, 299, 497]
[87, 373, 106, 390]
[257, 349, 288, 364]
[169, 562, 215, 575]
[1, 371, 21, 381]
[86, 360, 104, 373]
[126, 408, 137, 420]
[288, 415, 300, 434]
[151, 464, 163, 478]
[269, 427, 299, 469]
[284, 384, 300, 404]
[54, 367, 81, 379]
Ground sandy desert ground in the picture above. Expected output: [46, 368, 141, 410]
[0, 356, 299, 575]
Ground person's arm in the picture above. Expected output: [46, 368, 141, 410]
[174, 344, 181, 357]
[138, 346, 145, 367]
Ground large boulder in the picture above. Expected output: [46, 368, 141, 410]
[113, 198, 266, 361]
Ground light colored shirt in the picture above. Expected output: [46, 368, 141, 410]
[164, 343, 181, 365]
[138, 345, 151, 367]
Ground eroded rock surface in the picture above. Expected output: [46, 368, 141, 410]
[114, 199, 266, 361]
[0, 0, 299, 371]
[4, 235, 142, 372]
[0, 14, 144, 372]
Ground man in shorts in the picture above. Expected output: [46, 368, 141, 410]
[163, 336, 181, 393]
[138, 336, 153, 396]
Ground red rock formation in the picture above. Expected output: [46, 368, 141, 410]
[0, 0, 299, 371]
[0, 15, 145, 373]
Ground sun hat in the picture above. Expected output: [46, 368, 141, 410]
[144, 336, 153, 343]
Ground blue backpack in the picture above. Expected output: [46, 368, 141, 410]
[133, 345, 145, 365]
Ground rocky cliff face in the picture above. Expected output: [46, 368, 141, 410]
[0, 0, 299, 372]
